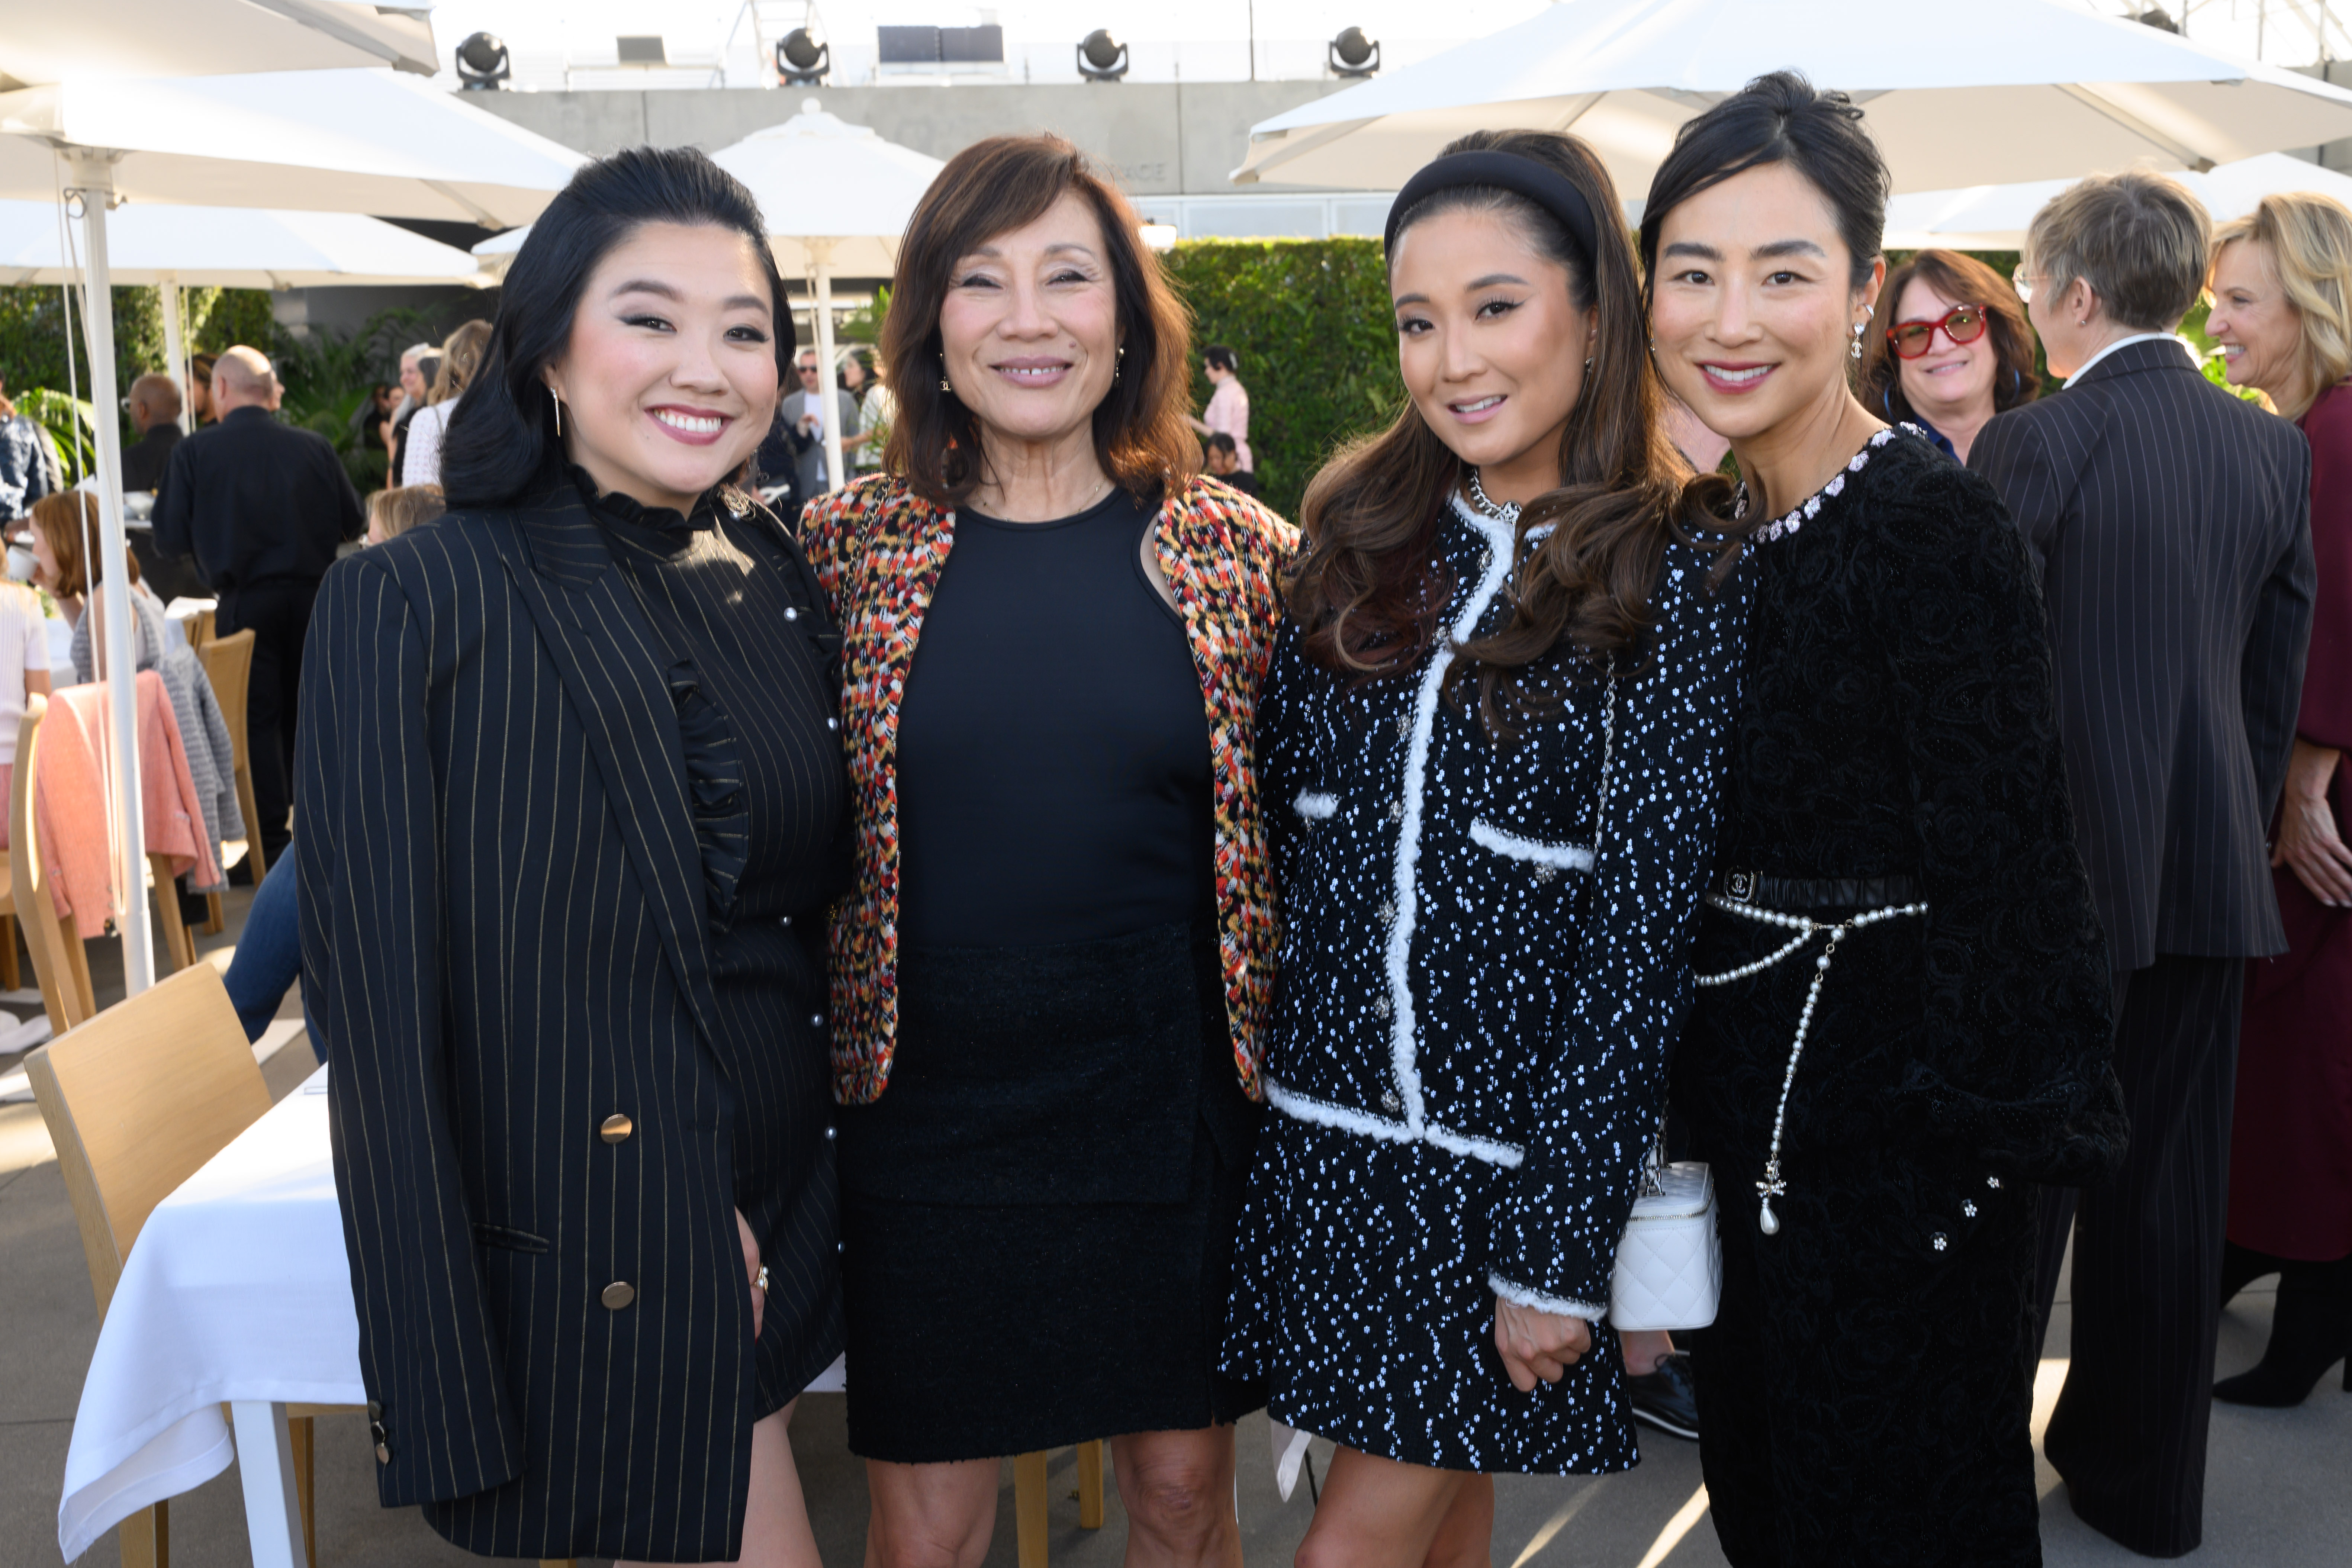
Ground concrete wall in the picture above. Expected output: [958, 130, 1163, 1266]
[460, 80, 1354, 197]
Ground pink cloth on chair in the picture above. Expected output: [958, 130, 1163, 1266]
[35, 673, 219, 940]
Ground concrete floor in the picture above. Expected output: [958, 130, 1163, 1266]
[1, 893, 2344, 1567]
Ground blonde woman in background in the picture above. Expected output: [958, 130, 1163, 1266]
[395, 321, 491, 490]
[365, 483, 447, 545]
[2207, 191, 2352, 1406]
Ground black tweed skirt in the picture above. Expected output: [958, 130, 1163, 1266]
[834, 918, 1265, 1463]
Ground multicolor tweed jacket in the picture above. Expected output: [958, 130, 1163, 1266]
[803, 472, 1299, 1105]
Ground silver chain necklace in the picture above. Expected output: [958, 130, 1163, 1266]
[1465, 468, 1518, 521]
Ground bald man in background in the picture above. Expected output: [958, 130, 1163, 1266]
[155, 345, 362, 866]
[124, 373, 210, 602]
[121, 373, 181, 492]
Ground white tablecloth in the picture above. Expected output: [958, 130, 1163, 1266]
[58, 1066, 360, 1561]
[58, 1062, 846, 1562]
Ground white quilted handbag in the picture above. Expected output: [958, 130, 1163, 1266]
[1608, 1145, 1722, 1332]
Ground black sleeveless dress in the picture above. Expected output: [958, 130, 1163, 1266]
[834, 488, 1265, 1462]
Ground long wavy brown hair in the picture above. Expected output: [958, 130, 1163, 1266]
[1288, 129, 1735, 736]
[879, 134, 1199, 507]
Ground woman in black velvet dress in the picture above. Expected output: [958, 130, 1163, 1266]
[1641, 75, 2126, 1565]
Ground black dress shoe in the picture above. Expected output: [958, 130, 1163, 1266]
[1627, 1350, 1700, 1440]
[2213, 1254, 2352, 1408]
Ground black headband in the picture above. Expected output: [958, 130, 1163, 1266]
[1383, 151, 1601, 272]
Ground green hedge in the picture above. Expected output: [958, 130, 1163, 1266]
[1165, 238, 1400, 524]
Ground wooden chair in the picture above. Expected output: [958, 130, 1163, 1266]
[1013, 1441, 1109, 1567]
[197, 629, 262, 936]
[24, 963, 345, 1568]
[13, 698, 96, 1035]
[198, 629, 263, 883]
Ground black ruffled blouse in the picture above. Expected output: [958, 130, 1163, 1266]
[574, 468, 852, 1408]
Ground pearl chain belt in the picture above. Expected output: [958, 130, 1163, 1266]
[1695, 890, 1929, 1235]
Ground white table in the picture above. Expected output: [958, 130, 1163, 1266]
[59, 1063, 846, 1565]
[59, 1065, 357, 1566]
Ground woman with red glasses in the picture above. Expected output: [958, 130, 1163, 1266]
[1859, 248, 2041, 463]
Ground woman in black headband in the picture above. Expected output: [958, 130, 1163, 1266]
[1220, 129, 1749, 1564]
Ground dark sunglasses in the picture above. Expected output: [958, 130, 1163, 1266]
[1886, 304, 1989, 359]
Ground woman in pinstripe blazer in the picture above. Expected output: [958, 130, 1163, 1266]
[298, 148, 844, 1565]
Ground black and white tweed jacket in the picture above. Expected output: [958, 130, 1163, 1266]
[1261, 493, 1749, 1317]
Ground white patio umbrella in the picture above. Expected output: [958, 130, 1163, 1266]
[715, 102, 944, 493]
[1232, 0, 2352, 197]
[473, 101, 944, 493]
[1, 66, 582, 994]
[5, 0, 438, 86]
[1885, 152, 2352, 251]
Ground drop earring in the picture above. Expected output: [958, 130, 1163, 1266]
[550, 389, 563, 435]
[1113, 344, 1126, 384]
[1851, 322, 1867, 360]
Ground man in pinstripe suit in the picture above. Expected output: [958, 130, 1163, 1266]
[1972, 171, 2314, 1558]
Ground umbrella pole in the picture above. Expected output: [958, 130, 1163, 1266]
[158, 271, 192, 436]
[812, 242, 846, 494]
[65, 157, 155, 997]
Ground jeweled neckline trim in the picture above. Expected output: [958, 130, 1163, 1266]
[1738, 425, 1909, 545]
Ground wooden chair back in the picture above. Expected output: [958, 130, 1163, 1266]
[12, 696, 96, 1034]
[198, 628, 265, 880]
[24, 962, 267, 1318]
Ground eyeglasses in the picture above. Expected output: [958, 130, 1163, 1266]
[1886, 303, 1989, 359]
[2011, 265, 2041, 304]
[798, 363, 820, 376]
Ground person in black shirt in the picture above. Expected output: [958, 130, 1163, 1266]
[122, 373, 210, 603]
[120, 373, 183, 493]
[155, 345, 363, 864]
[1203, 431, 1260, 498]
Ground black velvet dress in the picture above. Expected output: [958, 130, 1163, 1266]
[1673, 428, 2124, 1567]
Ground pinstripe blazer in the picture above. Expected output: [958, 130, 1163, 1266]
[1972, 340, 2315, 969]
[295, 487, 833, 1562]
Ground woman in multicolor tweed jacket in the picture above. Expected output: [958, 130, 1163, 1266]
[801, 133, 1295, 1568]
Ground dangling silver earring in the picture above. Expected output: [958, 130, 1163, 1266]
[1583, 355, 1595, 373]
[550, 389, 563, 435]
[1113, 345, 1126, 384]
[940, 375, 952, 394]
[1850, 323, 1866, 361]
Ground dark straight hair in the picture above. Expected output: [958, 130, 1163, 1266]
[1639, 71, 1891, 299]
[1288, 128, 1732, 736]
[441, 145, 796, 510]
